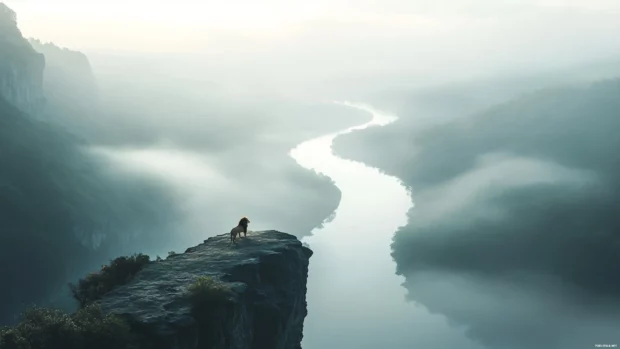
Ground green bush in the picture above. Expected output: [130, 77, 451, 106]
[0, 305, 136, 349]
[69, 254, 150, 308]
[187, 276, 231, 306]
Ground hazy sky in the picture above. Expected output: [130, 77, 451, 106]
[6, 0, 620, 56]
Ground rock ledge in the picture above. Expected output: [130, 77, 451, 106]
[99, 230, 313, 349]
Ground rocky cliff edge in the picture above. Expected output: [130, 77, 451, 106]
[98, 230, 313, 349]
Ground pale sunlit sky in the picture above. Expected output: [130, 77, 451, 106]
[4, 0, 620, 53]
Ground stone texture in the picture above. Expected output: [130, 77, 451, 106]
[99, 230, 313, 349]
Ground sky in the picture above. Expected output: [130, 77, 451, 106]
[10, 0, 619, 103]
[3, 0, 620, 94]
[5, 0, 620, 59]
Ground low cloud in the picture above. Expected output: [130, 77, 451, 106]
[335, 79, 620, 348]
[389, 80, 620, 348]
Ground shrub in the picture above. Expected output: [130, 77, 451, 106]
[0, 304, 136, 349]
[0, 328, 30, 349]
[71, 305, 132, 349]
[69, 254, 150, 308]
[187, 276, 231, 306]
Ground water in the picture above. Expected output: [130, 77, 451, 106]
[290, 102, 478, 349]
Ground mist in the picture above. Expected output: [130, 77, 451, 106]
[2, 1, 620, 348]
[334, 71, 620, 348]
[1, 1, 369, 324]
[7, 0, 620, 89]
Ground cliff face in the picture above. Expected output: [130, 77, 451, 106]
[28, 39, 98, 105]
[99, 230, 313, 349]
[0, 4, 45, 115]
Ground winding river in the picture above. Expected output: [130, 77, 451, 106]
[289, 103, 474, 349]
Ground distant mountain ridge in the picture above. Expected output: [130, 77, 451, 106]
[29, 39, 99, 105]
[27, 38, 101, 135]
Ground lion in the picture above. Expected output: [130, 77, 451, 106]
[230, 217, 250, 244]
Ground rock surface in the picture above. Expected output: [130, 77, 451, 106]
[99, 230, 313, 349]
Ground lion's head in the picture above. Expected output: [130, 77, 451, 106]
[239, 217, 250, 227]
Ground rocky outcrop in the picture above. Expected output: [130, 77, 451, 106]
[0, 4, 45, 115]
[99, 230, 313, 349]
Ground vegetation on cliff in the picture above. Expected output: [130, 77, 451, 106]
[188, 276, 232, 306]
[0, 305, 137, 349]
[69, 254, 151, 308]
[1, 231, 312, 349]
[0, 254, 156, 349]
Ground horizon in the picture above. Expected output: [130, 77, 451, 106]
[4, 0, 620, 77]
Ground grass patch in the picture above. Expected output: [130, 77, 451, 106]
[187, 276, 232, 306]
[69, 254, 150, 308]
[0, 304, 139, 349]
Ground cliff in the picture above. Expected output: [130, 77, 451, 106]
[0, 4, 187, 324]
[98, 230, 313, 349]
[0, 4, 45, 115]
[28, 39, 98, 105]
